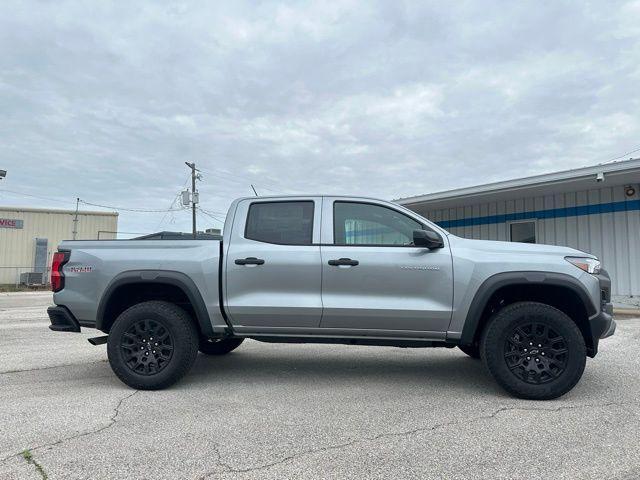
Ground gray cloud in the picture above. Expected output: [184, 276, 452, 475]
[1, 0, 639, 235]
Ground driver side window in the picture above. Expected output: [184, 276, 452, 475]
[333, 202, 423, 246]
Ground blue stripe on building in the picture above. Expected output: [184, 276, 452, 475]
[435, 199, 640, 229]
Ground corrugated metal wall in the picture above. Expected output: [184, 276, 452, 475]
[411, 184, 640, 296]
[0, 208, 118, 284]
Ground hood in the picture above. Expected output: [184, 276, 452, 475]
[447, 235, 595, 258]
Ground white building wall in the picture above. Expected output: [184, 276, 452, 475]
[413, 184, 640, 296]
[0, 207, 118, 284]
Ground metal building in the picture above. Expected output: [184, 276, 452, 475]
[0, 206, 118, 285]
[396, 158, 640, 300]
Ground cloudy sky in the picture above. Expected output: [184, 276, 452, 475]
[1, 1, 639, 236]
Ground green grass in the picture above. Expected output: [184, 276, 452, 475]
[21, 449, 48, 480]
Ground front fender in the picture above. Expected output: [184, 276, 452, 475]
[458, 271, 598, 346]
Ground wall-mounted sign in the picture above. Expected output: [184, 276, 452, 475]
[0, 218, 23, 229]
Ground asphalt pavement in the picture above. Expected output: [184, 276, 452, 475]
[1, 292, 639, 479]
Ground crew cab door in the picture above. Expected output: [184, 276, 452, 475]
[224, 198, 323, 332]
[320, 198, 453, 334]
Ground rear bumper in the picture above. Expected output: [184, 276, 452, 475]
[47, 306, 81, 333]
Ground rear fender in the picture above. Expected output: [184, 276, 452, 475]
[96, 270, 216, 337]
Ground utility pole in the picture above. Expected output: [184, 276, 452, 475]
[185, 162, 198, 238]
[72, 197, 79, 240]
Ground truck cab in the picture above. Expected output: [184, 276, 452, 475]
[223, 196, 453, 337]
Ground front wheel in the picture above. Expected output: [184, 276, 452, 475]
[480, 301, 586, 400]
[107, 301, 199, 390]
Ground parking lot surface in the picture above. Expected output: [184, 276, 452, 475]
[1, 292, 639, 480]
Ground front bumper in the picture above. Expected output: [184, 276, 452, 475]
[590, 302, 616, 339]
[48, 305, 81, 333]
[587, 269, 616, 356]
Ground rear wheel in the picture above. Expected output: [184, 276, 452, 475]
[199, 337, 244, 355]
[107, 301, 199, 390]
[480, 301, 586, 400]
[458, 344, 480, 359]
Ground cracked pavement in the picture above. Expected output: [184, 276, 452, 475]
[1, 292, 639, 479]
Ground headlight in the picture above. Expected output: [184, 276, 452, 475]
[565, 256, 601, 274]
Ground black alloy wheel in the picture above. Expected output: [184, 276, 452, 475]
[120, 319, 174, 376]
[107, 301, 199, 390]
[480, 301, 586, 400]
[503, 321, 568, 384]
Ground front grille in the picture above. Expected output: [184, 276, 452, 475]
[601, 288, 611, 303]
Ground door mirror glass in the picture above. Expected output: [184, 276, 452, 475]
[413, 229, 444, 249]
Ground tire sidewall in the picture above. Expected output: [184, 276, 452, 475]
[107, 301, 198, 390]
[481, 302, 586, 400]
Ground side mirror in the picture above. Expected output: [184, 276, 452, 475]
[413, 229, 444, 249]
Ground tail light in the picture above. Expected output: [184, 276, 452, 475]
[51, 251, 70, 292]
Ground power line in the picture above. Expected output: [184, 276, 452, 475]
[197, 167, 295, 194]
[601, 145, 640, 164]
[197, 207, 225, 221]
[79, 199, 187, 213]
[197, 207, 225, 224]
[155, 191, 183, 230]
[193, 206, 226, 215]
[0, 188, 191, 214]
[156, 174, 192, 230]
[0, 188, 77, 206]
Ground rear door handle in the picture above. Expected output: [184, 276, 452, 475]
[235, 257, 265, 265]
[328, 258, 359, 266]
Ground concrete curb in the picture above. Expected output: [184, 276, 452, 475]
[613, 308, 640, 317]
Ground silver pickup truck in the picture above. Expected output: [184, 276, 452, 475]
[48, 195, 615, 399]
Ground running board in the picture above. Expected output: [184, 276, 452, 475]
[249, 336, 455, 348]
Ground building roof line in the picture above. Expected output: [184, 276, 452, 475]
[0, 205, 119, 216]
[395, 157, 640, 205]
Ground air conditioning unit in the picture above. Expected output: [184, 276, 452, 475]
[20, 272, 44, 286]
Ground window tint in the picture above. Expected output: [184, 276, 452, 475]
[334, 202, 422, 246]
[510, 221, 536, 243]
[245, 201, 314, 245]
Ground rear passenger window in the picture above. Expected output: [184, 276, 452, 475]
[245, 201, 314, 245]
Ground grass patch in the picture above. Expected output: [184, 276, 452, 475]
[21, 449, 48, 480]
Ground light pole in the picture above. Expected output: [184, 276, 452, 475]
[72, 197, 79, 240]
[185, 162, 199, 239]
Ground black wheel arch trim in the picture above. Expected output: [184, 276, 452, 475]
[96, 270, 215, 337]
[459, 271, 597, 346]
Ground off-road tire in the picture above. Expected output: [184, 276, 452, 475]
[199, 337, 244, 355]
[107, 301, 199, 390]
[458, 344, 480, 359]
[480, 301, 586, 400]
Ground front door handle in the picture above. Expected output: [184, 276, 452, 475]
[328, 258, 359, 266]
[235, 257, 265, 265]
